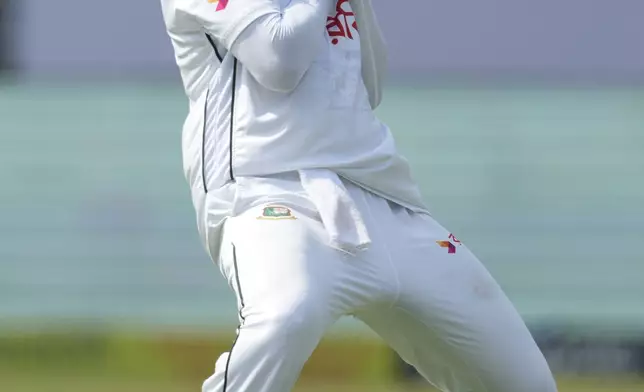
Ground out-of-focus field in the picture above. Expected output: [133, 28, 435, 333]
[3, 332, 643, 391]
[3, 372, 644, 392]
[2, 85, 643, 391]
[2, 84, 643, 331]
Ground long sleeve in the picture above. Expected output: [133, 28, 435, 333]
[179, 0, 334, 93]
[350, 0, 387, 109]
[230, 1, 334, 92]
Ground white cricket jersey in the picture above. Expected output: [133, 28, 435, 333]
[161, 0, 429, 247]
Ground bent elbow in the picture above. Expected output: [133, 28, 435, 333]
[253, 33, 318, 93]
[254, 62, 309, 93]
[263, 67, 307, 93]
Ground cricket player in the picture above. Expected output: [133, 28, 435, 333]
[161, 0, 558, 391]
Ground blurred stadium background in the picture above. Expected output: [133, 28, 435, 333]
[1, 1, 643, 391]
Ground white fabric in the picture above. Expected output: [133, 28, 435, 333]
[201, 175, 557, 392]
[201, 170, 371, 262]
[231, 1, 335, 92]
[161, 0, 274, 101]
[350, 0, 387, 109]
[299, 169, 371, 254]
[161, 4, 556, 389]
[161, 0, 334, 98]
[161, 0, 430, 242]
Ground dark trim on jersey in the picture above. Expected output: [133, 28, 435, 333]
[232, 243, 245, 323]
[223, 243, 244, 392]
[222, 333, 240, 392]
[228, 59, 238, 182]
[205, 33, 223, 63]
[202, 88, 210, 193]
[203, 35, 237, 183]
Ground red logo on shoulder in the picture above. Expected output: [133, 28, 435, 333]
[326, 0, 358, 45]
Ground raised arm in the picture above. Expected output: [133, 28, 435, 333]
[232, 1, 335, 92]
[350, 0, 387, 109]
[180, 0, 334, 93]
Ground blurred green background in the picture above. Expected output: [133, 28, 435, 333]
[1, 83, 643, 390]
[2, 0, 644, 390]
[2, 84, 643, 330]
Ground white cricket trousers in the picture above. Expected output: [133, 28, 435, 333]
[200, 173, 557, 392]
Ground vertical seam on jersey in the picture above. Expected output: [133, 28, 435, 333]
[202, 88, 210, 193]
[232, 243, 245, 323]
[222, 333, 239, 392]
[205, 33, 224, 63]
[223, 243, 245, 392]
[228, 59, 238, 182]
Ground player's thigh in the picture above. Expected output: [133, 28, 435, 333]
[405, 259, 556, 392]
[219, 202, 351, 325]
[356, 306, 483, 392]
[203, 204, 346, 392]
[390, 217, 556, 391]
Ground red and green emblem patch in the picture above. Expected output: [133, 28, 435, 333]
[257, 205, 296, 220]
